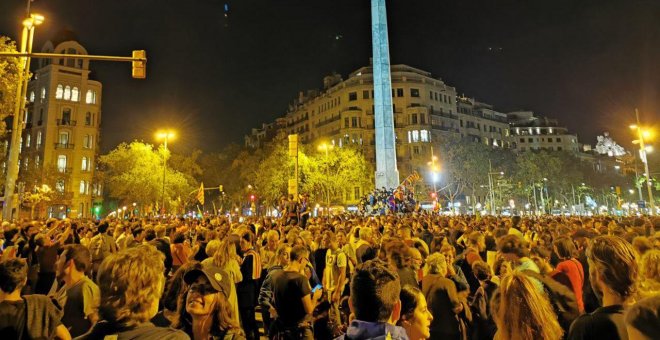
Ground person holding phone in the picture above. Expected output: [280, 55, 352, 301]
[271, 245, 323, 340]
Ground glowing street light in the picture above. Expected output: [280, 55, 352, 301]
[156, 130, 176, 214]
[630, 110, 655, 215]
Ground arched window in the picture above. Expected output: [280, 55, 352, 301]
[85, 90, 93, 104]
[57, 155, 67, 172]
[71, 87, 79, 102]
[29, 91, 35, 102]
[56, 84, 64, 99]
[64, 86, 71, 100]
[59, 131, 69, 145]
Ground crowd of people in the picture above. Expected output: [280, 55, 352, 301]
[0, 211, 659, 340]
[358, 187, 418, 215]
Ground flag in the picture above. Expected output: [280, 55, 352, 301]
[196, 183, 205, 205]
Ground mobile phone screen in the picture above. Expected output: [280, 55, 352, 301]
[311, 284, 322, 293]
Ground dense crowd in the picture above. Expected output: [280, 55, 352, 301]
[0, 211, 659, 340]
[358, 187, 418, 215]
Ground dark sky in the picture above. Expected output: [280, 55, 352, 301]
[1, 0, 658, 154]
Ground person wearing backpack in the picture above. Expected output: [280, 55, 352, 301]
[89, 222, 117, 276]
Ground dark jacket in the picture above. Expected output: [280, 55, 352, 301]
[75, 321, 189, 340]
[335, 320, 409, 340]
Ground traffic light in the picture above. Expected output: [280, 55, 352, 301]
[132, 50, 146, 79]
[250, 194, 255, 202]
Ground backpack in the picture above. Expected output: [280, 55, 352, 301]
[89, 234, 109, 262]
[522, 270, 580, 332]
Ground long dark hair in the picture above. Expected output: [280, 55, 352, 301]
[173, 285, 243, 338]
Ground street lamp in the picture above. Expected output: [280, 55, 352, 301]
[317, 142, 334, 215]
[156, 130, 175, 215]
[630, 109, 655, 215]
[427, 147, 440, 211]
[2, 13, 44, 220]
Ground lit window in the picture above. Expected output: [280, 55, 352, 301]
[420, 130, 429, 142]
[85, 90, 93, 104]
[71, 87, 79, 102]
[64, 86, 71, 100]
[536, 127, 541, 135]
[59, 131, 69, 145]
[407, 131, 412, 143]
[35, 155, 40, 167]
[57, 155, 67, 172]
[80, 180, 86, 194]
[82, 157, 88, 171]
[56, 84, 64, 99]
[412, 130, 419, 142]
[549, 127, 554, 134]
[29, 91, 35, 102]
[56, 180, 65, 193]
[40, 88, 46, 102]
[25, 134, 31, 148]
[83, 135, 93, 148]
[36, 131, 42, 148]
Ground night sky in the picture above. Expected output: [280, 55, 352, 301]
[0, 0, 658, 154]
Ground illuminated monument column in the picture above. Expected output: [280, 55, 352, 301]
[371, 0, 399, 189]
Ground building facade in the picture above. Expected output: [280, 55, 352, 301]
[19, 35, 102, 218]
[245, 63, 581, 203]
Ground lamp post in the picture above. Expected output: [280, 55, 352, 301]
[630, 109, 655, 215]
[427, 146, 439, 210]
[2, 13, 44, 220]
[156, 130, 175, 215]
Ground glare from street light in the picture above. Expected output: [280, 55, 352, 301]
[155, 130, 176, 140]
[629, 124, 638, 130]
[646, 146, 654, 153]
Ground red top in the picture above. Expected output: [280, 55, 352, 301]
[552, 258, 585, 312]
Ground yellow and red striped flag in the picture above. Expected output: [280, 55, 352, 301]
[196, 183, 205, 205]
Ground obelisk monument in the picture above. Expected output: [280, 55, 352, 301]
[371, 0, 399, 189]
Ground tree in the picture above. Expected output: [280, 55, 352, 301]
[0, 36, 19, 136]
[99, 141, 195, 211]
[21, 184, 53, 219]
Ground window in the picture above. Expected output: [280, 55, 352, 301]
[413, 146, 420, 155]
[57, 155, 67, 172]
[55, 179, 65, 193]
[83, 135, 93, 149]
[429, 91, 433, 99]
[351, 117, 358, 128]
[80, 180, 89, 194]
[411, 114, 418, 124]
[29, 91, 35, 102]
[520, 138, 525, 143]
[35, 155, 40, 168]
[38, 109, 43, 125]
[85, 112, 92, 126]
[420, 114, 426, 124]
[556, 138, 562, 142]
[396, 88, 404, 97]
[64, 86, 71, 100]
[348, 92, 357, 101]
[85, 90, 94, 104]
[528, 138, 533, 143]
[56, 84, 64, 99]
[71, 87, 79, 102]
[548, 138, 553, 142]
[36, 131, 42, 148]
[412, 130, 419, 142]
[82, 157, 89, 171]
[362, 90, 369, 99]
[40, 88, 46, 102]
[410, 88, 420, 97]
[420, 130, 429, 142]
[25, 134, 31, 148]
[59, 131, 69, 145]
[62, 108, 71, 124]
[344, 117, 349, 128]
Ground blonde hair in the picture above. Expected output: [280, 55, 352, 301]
[638, 249, 660, 298]
[492, 272, 563, 340]
[424, 253, 447, 276]
[97, 245, 165, 326]
[213, 240, 238, 269]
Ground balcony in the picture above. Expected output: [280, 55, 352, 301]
[54, 143, 75, 149]
[57, 167, 73, 174]
[56, 119, 77, 126]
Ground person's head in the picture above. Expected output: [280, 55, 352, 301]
[552, 236, 576, 260]
[491, 272, 563, 340]
[172, 232, 185, 244]
[275, 244, 291, 267]
[176, 266, 240, 336]
[359, 227, 374, 243]
[397, 285, 433, 340]
[632, 237, 653, 257]
[350, 260, 401, 324]
[468, 231, 486, 252]
[423, 253, 447, 277]
[266, 230, 279, 250]
[385, 240, 410, 270]
[472, 260, 491, 282]
[154, 225, 166, 238]
[625, 296, 660, 340]
[0, 258, 27, 293]
[97, 245, 165, 326]
[289, 245, 310, 269]
[587, 236, 638, 302]
[205, 239, 222, 258]
[56, 244, 91, 281]
[322, 231, 338, 250]
[240, 231, 255, 251]
[498, 234, 529, 261]
[408, 247, 423, 271]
